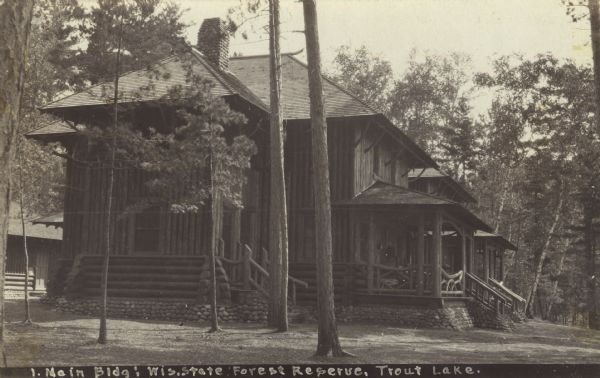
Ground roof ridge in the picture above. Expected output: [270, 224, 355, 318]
[188, 45, 268, 111]
[230, 52, 303, 60]
[283, 54, 382, 116]
[187, 46, 235, 94]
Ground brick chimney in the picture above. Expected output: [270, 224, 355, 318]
[197, 18, 230, 70]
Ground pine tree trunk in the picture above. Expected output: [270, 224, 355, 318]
[588, 0, 600, 329]
[0, 0, 35, 366]
[268, 0, 289, 331]
[525, 182, 564, 317]
[583, 206, 599, 329]
[590, 0, 600, 136]
[208, 144, 221, 333]
[99, 18, 124, 345]
[302, 0, 347, 357]
[18, 165, 32, 324]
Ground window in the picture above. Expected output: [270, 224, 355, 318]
[133, 207, 160, 254]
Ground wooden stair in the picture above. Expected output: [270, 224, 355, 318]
[5, 272, 35, 291]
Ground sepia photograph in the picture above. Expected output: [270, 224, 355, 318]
[0, 0, 599, 376]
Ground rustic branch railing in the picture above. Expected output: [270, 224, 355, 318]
[259, 247, 308, 306]
[372, 264, 434, 292]
[373, 263, 413, 290]
[489, 278, 526, 314]
[217, 241, 308, 305]
[441, 269, 463, 294]
[356, 263, 433, 294]
[465, 272, 512, 314]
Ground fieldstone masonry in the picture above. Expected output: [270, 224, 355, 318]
[43, 291, 268, 323]
[42, 293, 515, 330]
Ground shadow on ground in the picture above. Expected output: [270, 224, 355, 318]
[5, 299, 600, 365]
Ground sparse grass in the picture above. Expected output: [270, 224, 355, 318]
[4, 298, 600, 366]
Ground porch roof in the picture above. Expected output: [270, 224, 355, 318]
[25, 120, 77, 138]
[335, 180, 492, 231]
[474, 230, 517, 250]
[8, 219, 62, 240]
[32, 212, 64, 228]
[408, 168, 477, 204]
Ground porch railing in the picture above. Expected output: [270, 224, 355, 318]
[441, 269, 463, 295]
[359, 263, 433, 293]
[218, 241, 308, 305]
[488, 278, 526, 314]
[465, 272, 512, 314]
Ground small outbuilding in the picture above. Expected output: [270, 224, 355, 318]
[6, 213, 62, 295]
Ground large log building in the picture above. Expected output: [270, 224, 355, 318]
[27, 18, 524, 320]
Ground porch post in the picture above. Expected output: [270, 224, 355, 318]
[432, 210, 442, 297]
[367, 212, 376, 293]
[461, 228, 467, 294]
[469, 237, 475, 273]
[416, 213, 425, 296]
[483, 240, 490, 282]
[500, 249, 504, 282]
[231, 207, 241, 259]
[353, 213, 361, 263]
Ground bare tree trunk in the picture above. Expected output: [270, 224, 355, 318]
[0, 0, 35, 366]
[302, 0, 348, 357]
[525, 182, 564, 317]
[208, 135, 221, 333]
[588, 0, 600, 329]
[583, 205, 599, 329]
[18, 164, 32, 324]
[546, 239, 568, 319]
[99, 17, 124, 345]
[494, 170, 510, 233]
[268, 0, 289, 332]
[590, 0, 600, 135]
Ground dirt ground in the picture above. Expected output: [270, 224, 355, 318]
[4, 298, 600, 366]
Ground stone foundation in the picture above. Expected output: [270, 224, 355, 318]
[465, 301, 515, 330]
[41, 294, 514, 331]
[330, 301, 474, 330]
[43, 292, 268, 323]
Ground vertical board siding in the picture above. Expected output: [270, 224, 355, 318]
[353, 122, 410, 195]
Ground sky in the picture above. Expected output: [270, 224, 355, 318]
[177, 0, 593, 75]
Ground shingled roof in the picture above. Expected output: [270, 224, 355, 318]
[474, 230, 517, 250]
[335, 180, 492, 231]
[228, 54, 378, 119]
[408, 168, 477, 203]
[8, 219, 62, 240]
[40, 50, 377, 121]
[41, 48, 268, 113]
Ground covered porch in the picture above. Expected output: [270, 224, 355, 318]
[336, 181, 490, 301]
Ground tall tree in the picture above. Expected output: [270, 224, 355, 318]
[302, 0, 347, 357]
[17, 159, 33, 325]
[267, 0, 289, 331]
[98, 5, 124, 345]
[0, 0, 35, 367]
[328, 45, 394, 113]
[78, 0, 186, 85]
